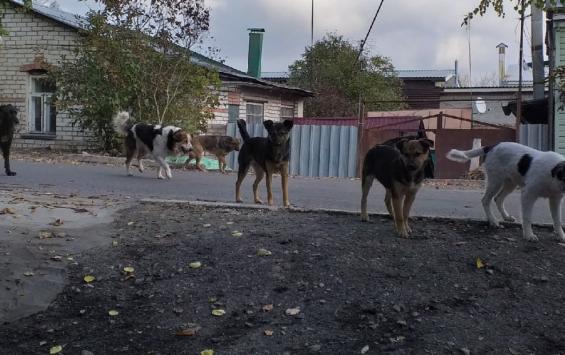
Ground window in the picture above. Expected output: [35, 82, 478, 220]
[29, 76, 56, 134]
[228, 104, 240, 123]
[281, 106, 294, 120]
[246, 102, 264, 125]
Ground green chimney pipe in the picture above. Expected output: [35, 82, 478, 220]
[247, 28, 265, 78]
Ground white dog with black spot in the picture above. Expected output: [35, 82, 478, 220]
[447, 142, 565, 242]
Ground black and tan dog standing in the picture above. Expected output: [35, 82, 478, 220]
[0, 105, 19, 176]
[360, 137, 434, 237]
[235, 118, 293, 207]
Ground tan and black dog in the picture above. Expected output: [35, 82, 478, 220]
[360, 137, 434, 237]
[189, 135, 240, 173]
[235, 118, 293, 207]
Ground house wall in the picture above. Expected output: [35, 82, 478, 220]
[208, 83, 302, 135]
[0, 5, 96, 150]
[441, 90, 534, 127]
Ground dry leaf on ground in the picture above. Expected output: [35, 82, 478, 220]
[285, 307, 301, 316]
[211, 309, 226, 316]
[262, 304, 274, 312]
[83, 275, 95, 283]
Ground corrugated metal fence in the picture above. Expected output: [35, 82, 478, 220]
[226, 122, 358, 178]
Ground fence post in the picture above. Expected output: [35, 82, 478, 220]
[356, 103, 367, 178]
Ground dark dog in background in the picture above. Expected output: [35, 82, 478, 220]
[235, 119, 293, 207]
[189, 135, 240, 173]
[361, 137, 434, 237]
[0, 105, 19, 176]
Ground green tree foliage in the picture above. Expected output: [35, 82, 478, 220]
[288, 34, 404, 117]
[51, 0, 220, 151]
[463, 0, 565, 24]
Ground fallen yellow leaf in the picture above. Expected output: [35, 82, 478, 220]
[200, 350, 214, 355]
[264, 329, 274, 336]
[108, 309, 119, 316]
[83, 275, 95, 283]
[127, 221, 134, 226]
[285, 307, 301, 316]
[211, 309, 226, 316]
[49, 345, 63, 354]
[189, 262, 202, 269]
[231, 231, 243, 237]
[476, 257, 485, 269]
[112, 240, 119, 247]
[23, 271, 34, 277]
[257, 248, 272, 257]
[123, 266, 135, 273]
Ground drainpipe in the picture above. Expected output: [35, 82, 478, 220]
[496, 43, 508, 86]
[247, 28, 265, 78]
[531, 4, 547, 150]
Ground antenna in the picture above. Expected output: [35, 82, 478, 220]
[474, 97, 487, 114]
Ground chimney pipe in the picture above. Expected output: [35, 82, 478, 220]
[247, 28, 265, 78]
[496, 43, 508, 86]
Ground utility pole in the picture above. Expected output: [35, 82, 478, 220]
[516, 0, 525, 142]
[311, 0, 314, 46]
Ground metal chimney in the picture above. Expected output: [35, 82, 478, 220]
[247, 28, 265, 78]
[496, 43, 508, 86]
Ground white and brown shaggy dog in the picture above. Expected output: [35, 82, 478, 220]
[113, 112, 192, 179]
[447, 142, 565, 242]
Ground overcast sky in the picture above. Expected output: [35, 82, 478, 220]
[56, 0, 537, 83]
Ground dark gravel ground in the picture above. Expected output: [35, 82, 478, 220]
[1, 203, 565, 355]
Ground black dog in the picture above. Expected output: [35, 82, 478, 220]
[235, 118, 293, 207]
[0, 105, 19, 176]
[360, 137, 434, 237]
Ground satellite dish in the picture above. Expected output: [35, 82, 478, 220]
[474, 97, 487, 114]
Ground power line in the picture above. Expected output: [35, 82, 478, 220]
[354, 0, 385, 66]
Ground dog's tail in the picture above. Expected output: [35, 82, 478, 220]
[236, 119, 251, 142]
[446, 146, 488, 163]
[112, 111, 133, 136]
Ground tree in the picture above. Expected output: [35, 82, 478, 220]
[288, 34, 404, 117]
[463, 0, 564, 24]
[51, 0, 220, 151]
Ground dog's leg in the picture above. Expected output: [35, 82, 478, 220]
[549, 195, 565, 241]
[125, 149, 135, 176]
[482, 178, 503, 227]
[402, 190, 417, 234]
[520, 190, 539, 241]
[265, 164, 274, 206]
[360, 174, 374, 221]
[219, 155, 227, 174]
[154, 157, 171, 179]
[251, 162, 265, 204]
[384, 189, 394, 219]
[235, 162, 250, 203]
[1, 142, 15, 176]
[195, 155, 206, 172]
[494, 181, 517, 222]
[281, 163, 290, 208]
[392, 194, 408, 238]
[137, 156, 144, 173]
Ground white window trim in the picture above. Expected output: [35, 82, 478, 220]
[245, 101, 264, 124]
[28, 75, 55, 134]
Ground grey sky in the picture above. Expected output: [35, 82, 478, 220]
[55, 0, 536, 83]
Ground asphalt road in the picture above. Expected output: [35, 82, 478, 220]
[0, 160, 559, 225]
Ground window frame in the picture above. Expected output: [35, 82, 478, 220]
[245, 101, 264, 125]
[28, 75, 56, 134]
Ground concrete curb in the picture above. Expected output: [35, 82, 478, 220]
[139, 198, 539, 227]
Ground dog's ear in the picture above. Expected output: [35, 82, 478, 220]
[418, 138, 434, 150]
[551, 162, 565, 181]
[283, 119, 294, 130]
[263, 120, 274, 130]
[395, 138, 408, 152]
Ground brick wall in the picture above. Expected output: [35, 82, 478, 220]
[0, 5, 95, 150]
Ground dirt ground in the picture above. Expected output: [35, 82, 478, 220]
[1, 203, 565, 354]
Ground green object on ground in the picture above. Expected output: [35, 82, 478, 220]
[166, 156, 232, 172]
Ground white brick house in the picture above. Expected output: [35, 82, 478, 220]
[0, 1, 312, 149]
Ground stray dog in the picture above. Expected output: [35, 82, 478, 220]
[235, 119, 293, 207]
[189, 135, 240, 173]
[113, 111, 192, 179]
[447, 142, 565, 242]
[0, 104, 19, 176]
[382, 135, 434, 178]
[361, 138, 434, 237]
